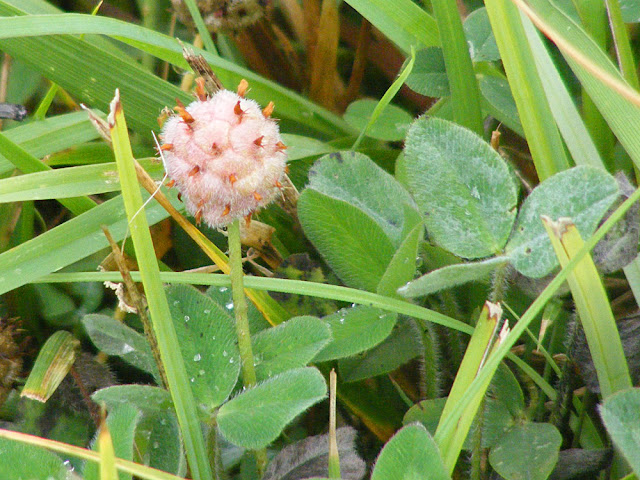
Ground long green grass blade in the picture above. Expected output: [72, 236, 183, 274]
[517, 0, 640, 168]
[0, 159, 163, 202]
[431, 0, 483, 134]
[0, 8, 352, 137]
[0, 191, 177, 296]
[521, 19, 604, 169]
[0, 111, 100, 176]
[0, 131, 96, 214]
[605, 0, 639, 89]
[435, 302, 504, 473]
[484, 0, 570, 179]
[33, 270, 556, 397]
[109, 90, 212, 480]
[343, 0, 439, 54]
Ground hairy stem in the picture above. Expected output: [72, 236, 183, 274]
[227, 219, 266, 473]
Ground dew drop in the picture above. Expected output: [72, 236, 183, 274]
[184, 315, 190, 322]
[203, 309, 210, 314]
[198, 369, 205, 375]
[153, 441, 159, 449]
[219, 287, 228, 292]
[225, 301, 234, 310]
[193, 353, 201, 362]
[190, 377, 195, 382]
[173, 300, 180, 306]
[121, 343, 135, 354]
[339, 318, 345, 324]
[229, 357, 235, 363]
[222, 350, 228, 357]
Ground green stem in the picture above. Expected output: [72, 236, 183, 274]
[227, 219, 257, 387]
[227, 219, 266, 474]
[489, 261, 509, 303]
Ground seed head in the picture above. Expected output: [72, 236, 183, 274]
[160, 83, 287, 228]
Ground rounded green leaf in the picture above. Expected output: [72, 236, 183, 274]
[166, 284, 241, 415]
[314, 306, 397, 362]
[403, 397, 448, 433]
[252, 316, 331, 381]
[489, 423, 561, 480]
[463, 8, 500, 61]
[92, 385, 184, 475]
[217, 367, 327, 449]
[339, 319, 422, 382]
[600, 387, 640, 474]
[344, 99, 412, 141]
[403, 116, 517, 259]
[371, 424, 450, 480]
[404, 47, 450, 98]
[298, 189, 396, 292]
[304, 151, 418, 246]
[0, 438, 71, 480]
[83, 313, 159, 381]
[478, 74, 523, 136]
[506, 166, 619, 278]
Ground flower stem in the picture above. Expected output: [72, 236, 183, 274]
[227, 219, 257, 387]
[227, 219, 267, 473]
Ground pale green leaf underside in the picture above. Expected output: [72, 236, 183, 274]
[298, 190, 396, 292]
[399, 256, 508, 298]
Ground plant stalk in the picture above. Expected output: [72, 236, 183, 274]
[227, 218, 267, 473]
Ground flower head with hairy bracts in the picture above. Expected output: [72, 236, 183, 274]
[160, 79, 287, 227]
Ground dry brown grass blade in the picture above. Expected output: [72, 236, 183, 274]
[182, 46, 224, 93]
[303, 0, 321, 58]
[278, 0, 307, 44]
[234, 20, 303, 90]
[339, 19, 371, 110]
[309, 0, 341, 110]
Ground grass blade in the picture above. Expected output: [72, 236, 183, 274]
[108, 90, 212, 480]
[542, 217, 631, 397]
[484, 0, 570, 179]
[343, 0, 439, 54]
[431, 0, 483, 134]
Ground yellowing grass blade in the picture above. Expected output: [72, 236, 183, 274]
[542, 216, 631, 398]
[21, 331, 79, 402]
[97, 416, 118, 480]
[435, 301, 508, 473]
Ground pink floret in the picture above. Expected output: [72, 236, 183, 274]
[161, 89, 287, 227]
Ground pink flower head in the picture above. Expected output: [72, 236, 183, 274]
[160, 80, 287, 227]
